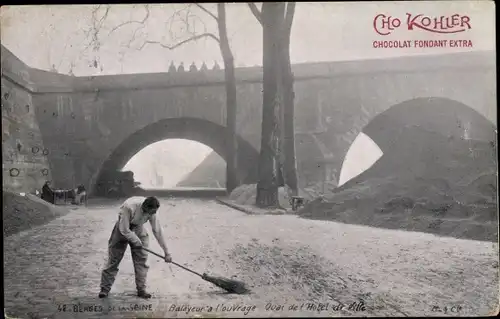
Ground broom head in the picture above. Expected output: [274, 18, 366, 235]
[201, 273, 249, 294]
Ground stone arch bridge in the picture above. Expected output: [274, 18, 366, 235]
[1, 45, 496, 194]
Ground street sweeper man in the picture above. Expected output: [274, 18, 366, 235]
[99, 196, 172, 299]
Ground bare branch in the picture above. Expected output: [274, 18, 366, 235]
[108, 4, 150, 36]
[56, 41, 70, 70]
[195, 4, 218, 21]
[166, 5, 199, 41]
[121, 24, 146, 49]
[181, 6, 197, 35]
[164, 4, 210, 44]
[96, 5, 111, 30]
[247, 3, 263, 25]
[79, 5, 111, 57]
[184, 5, 192, 26]
[135, 32, 220, 51]
[91, 4, 111, 38]
[165, 7, 183, 40]
[78, 3, 223, 69]
[182, 6, 208, 36]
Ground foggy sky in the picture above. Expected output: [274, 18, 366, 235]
[1, 2, 495, 76]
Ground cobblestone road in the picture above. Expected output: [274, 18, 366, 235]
[4, 198, 499, 318]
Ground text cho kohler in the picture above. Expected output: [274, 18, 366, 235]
[372, 13, 473, 49]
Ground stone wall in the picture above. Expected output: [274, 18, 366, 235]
[2, 47, 52, 193]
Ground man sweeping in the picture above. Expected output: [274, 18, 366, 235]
[98, 196, 172, 299]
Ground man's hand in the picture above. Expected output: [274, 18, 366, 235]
[164, 252, 172, 263]
[131, 241, 143, 249]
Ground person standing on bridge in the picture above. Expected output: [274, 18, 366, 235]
[98, 196, 172, 299]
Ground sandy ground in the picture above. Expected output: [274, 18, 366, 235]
[4, 198, 499, 318]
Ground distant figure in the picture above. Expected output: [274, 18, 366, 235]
[41, 181, 54, 204]
[200, 62, 208, 72]
[72, 185, 87, 205]
[212, 61, 221, 70]
[189, 62, 197, 72]
[177, 62, 185, 72]
[68, 62, 76, 76]
[168, 61, 176, 73]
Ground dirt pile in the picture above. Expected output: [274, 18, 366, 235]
[298, 128, 498, 242]
[228, 240, 383, 315]
[228, 184, 292, 209]
[230, 241, 351, 298]
[3, 190, 70, 237]
[228, 184, 256, 205]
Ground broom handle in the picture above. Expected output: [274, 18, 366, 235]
[141, 247, 204, 278]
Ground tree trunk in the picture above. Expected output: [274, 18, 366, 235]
[217, 4, 238, 194]
[255, 3, 285, 208]
[281, 3, 298, 196]
[281, 47, 298, 195]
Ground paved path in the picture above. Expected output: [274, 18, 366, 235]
[4, 198, 499, 318]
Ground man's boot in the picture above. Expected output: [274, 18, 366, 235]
[137, 290, 152, 299]
[98, 290, 109, 298]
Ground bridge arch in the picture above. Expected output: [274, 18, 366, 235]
[338, 97, 497, 188]
[92, 117, 259, 194]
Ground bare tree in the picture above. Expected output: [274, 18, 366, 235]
[249, 2, 298, 207]
[79, 5, 111, 70]
[215, 4, 239, 194]
[281, 2, 298, 197]
[83, 4, 239, 193]
[256, 2, 283, 208]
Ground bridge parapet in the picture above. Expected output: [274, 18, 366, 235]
[5, 48, 493, 95]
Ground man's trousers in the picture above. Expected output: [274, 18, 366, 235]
[99, 223, 149, 293]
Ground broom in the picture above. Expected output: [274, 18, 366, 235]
[142, 247, 249, 294]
